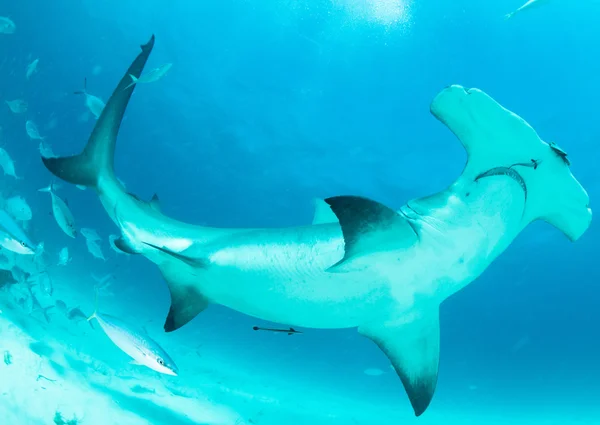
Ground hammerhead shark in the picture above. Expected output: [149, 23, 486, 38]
[42, 36, 591, 416]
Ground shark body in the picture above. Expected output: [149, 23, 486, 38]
[42, 36, 592, 416]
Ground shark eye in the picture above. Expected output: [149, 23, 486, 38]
[21, 242, 26, 247]
[157, 358, 164, 366]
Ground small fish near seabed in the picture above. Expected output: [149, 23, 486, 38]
[92, 273, 114, 293]
[25, 120, 44, 140]
[5, 99, 28, 114]
[252, 326, 302, 335]
[68, 307, 95, 329]
[0, 147, 21, 179]
[4, 195, 33, 221]
[0, 17, 16, 34]
[39, 141, 57, 159]
[88, 295, 178, 376]
[505, 0, 551, 19]
[86, 239, 105, 261]
[55, 300, 68, 315]
[58, 247, 71, 266]
[74, 78, 105, 119]
[81, 227, 101, 241]
[39, 183, 77, 238]
[0, 210, 36, 255]
[125, 63, 172, 90]
[26, 58, 39, 80]
[30, 271, 53, 296]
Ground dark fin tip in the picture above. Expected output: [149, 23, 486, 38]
[142, 34, 156, 52]
[164, 308, 177, 332]
[252, 326, 259, 330]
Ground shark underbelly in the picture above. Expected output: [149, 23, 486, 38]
[156, 224, 405, 329]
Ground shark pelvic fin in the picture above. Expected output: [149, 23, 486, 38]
[157, 266, 209, 332]
[311, 198, 338, 225]
[359, 309, 440, 417]
[324, 196, 418, 272]
[113, 237, 140, 255]
[142, 242, 210, 268]
[149, 193, 161, 212]
[41, 35, 155, 192]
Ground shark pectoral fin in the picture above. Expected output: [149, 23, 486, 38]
[311, 198, 338, 225]
[359, 310, 440, 417]
[114, 237, 139, 255]
[158, 267, 209, 332]
[143, 242, 209, 269]
[324, 196, 418, 272]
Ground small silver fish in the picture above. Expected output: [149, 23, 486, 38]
[58, 247, 71, 266]
[74, 78, 105, 119]
[0, 17, 16, 34]
[0, 210, 35, 255]
[5, 99, 28, 114]
[86, 239, 105, 261]
[5, 196, 32, 221]
[39, 141, 57, 159]
[68, 307, 95, 329]
[81, 227, 101, 241]
[125, 63, 172, 89]
[39, 183, 77, 238]
[26, 58, 39, 80]
[25, 120, 44, 140]
[55, 300, 68, 314]
[88, 299, 178, 376]
[31, 271, 53, 296]
[505, 0, 551, 19]
[30, 293, 54, 323]
[92, 273, 114, 289]
[0, 147, 21, 179]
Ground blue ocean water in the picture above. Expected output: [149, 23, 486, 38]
[1, 0, 599, 424]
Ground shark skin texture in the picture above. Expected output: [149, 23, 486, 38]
[41, 37, 592, 417]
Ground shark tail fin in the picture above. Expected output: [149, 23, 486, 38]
[42, 36, 155, 192]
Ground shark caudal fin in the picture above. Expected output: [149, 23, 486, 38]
[360, 309, 440, 417]
[41, 35, 155, 192]
[429, 85, 591, 241]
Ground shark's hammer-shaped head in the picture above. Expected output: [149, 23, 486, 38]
[430, 85, 591, 242]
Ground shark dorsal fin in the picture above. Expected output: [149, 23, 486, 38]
[324, 196, 418, 272]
